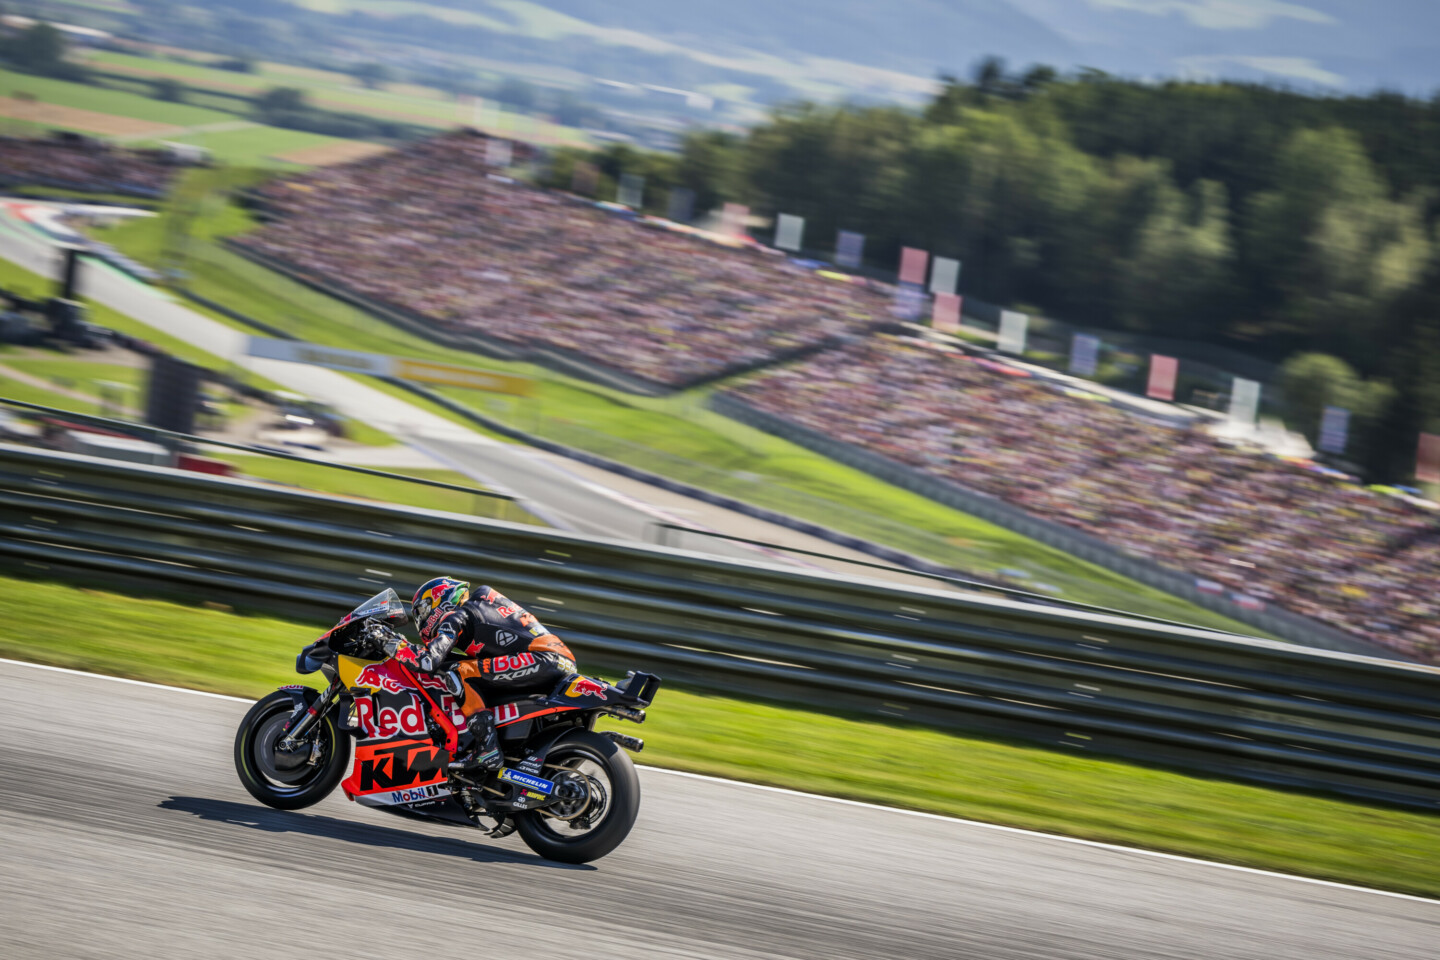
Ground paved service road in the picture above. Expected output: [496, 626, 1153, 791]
[3, 662, 1435, 960]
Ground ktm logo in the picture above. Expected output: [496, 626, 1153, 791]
[357, 741, 446, 792]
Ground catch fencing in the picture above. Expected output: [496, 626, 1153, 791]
[1, 443, 1438, 810]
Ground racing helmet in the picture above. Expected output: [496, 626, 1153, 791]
[411, 576, 471, 641]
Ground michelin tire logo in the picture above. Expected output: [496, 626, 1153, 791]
[498, 768, 555, 794]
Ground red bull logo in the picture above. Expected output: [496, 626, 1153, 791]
[354, 662, 408, 694]
[353, 661, 449, 695]
[566, 677, 609, 701]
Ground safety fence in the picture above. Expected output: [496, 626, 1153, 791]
[2, 443, 1438, 809]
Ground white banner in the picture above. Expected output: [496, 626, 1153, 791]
[618, 173, 645, 209]
[775, 213, 805, 252]
[667, 187, 694, 222]
[246, 337, 391, 377]
[485, 138, 512, 168]
[929, 257, 960, 296]
[997, 310, 1029, 355]
[1070, 333, 1100, 378]
[1319, 405, 1350, 454]
[1230, 377, 1261, 426]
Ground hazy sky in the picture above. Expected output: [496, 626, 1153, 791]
[1001, 0, 1440, 91]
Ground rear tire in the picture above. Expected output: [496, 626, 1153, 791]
[234, 691, 349, 811]
[514, 730, 640, 864]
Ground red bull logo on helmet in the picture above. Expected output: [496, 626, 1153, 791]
[566, 676, 609, 700]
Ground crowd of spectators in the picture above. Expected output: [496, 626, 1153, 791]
[0, 136, 179, 197]
[239, 132, 883, 389]
[730, 336, 1440, 661]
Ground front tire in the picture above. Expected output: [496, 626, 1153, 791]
[514, 730, 640, 864]
[234, 691, 349, 811]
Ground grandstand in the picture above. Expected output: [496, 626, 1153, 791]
[725, 335, 1440, 662]
[238, 130, 889, 393]
[226, 130, 1438, 661]
[0, 135, 184, 198]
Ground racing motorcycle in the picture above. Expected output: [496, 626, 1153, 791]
[233, 589, 660, 864]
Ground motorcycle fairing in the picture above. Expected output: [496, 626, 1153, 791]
[342, 737, 449, 800]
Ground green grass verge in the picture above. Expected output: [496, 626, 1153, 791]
[0, 230, 288, 400]
[0, 571, 1435, 897]
[5, 357, 145, 391]
[90, 196, 1260, 634]
[0, 371, 103, 415]
[214, 453, 535, 522]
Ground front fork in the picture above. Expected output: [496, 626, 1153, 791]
[278, 680, 341, 752]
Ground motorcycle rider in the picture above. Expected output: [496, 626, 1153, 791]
[399, 576, 577, 775]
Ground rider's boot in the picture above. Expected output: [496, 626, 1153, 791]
[449, 710, 502, 775]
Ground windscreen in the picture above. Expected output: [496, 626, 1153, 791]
[349, 588, 407, 624]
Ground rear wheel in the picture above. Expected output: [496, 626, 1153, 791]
[514, 730, 640, 864]
[234, 691, 349, 811]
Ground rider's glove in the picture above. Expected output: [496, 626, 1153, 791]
[393, 642, 422, 668]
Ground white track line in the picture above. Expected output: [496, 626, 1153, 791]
[4, 655, 1437, 907]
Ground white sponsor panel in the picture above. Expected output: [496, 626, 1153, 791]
[485, 138, 512, 167]
[929, 257, 960, 296]
[997, 310, 1029, 355]
[1070, 333, 1100, 378]
[667, 186, 695, 222]
[1319, 406, 1350, 454]
[775, 213, 805, 252]
[618, 173, 645, 208]
[245, 336, 391, 376]
[1230, 377, 1261, 427]
[835, 230, 865, 268]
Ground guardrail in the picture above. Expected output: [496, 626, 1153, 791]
[1, 442, 1438, 810]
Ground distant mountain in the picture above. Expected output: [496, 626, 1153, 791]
[482, 0, 1440, 93]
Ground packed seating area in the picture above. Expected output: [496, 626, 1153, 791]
[239, 132, 882, 389]
[0, 136, 179, 197]
[729, 336, 1440, 660]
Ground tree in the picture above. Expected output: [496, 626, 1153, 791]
[1279, 352, 1394, 467]
[5, 22, 66, 77]
[255, 87, 307, 115]
[1116, 178, 1235, 338]
[351, 62, 391, 90]
[152, 78, 186, 103]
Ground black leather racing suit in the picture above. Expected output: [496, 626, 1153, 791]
[421, 586, 576, 708]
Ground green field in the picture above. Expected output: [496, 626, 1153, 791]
[0, 66, 238, 128]
[0, 65, 369, 168]
[0, 571, 1436, 897]
[87, 201, 1262, 634]
[82, 49, 591, 146]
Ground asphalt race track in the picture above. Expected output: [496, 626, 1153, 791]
[2, 662, 1436, 960]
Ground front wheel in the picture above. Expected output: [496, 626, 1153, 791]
[234, 691, 349, 811]
[514, 730, 640, 864]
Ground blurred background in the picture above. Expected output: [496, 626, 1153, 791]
[2, 3, 1440, 948]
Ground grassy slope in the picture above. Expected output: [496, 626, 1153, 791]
[0, 572, 1436, 897]
[0, 252, 284, 396]
[215, 454, 534, 522]
[90, 209, 1261, 634]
